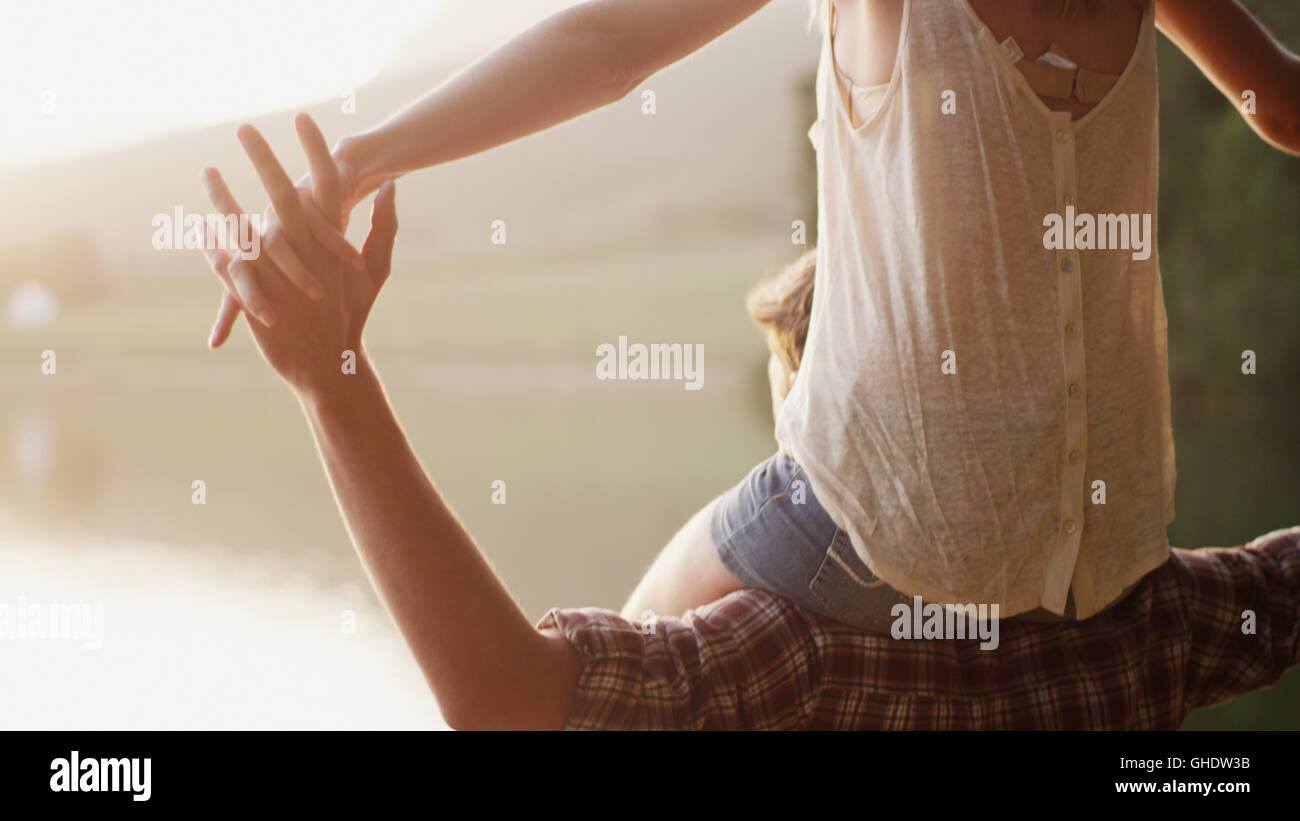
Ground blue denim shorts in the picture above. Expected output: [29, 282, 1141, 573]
[710, 451, 913, 633]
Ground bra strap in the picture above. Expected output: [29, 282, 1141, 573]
[1003, 36, 1120, 104]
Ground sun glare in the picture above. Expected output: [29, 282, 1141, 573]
[0, 0, 444, 168]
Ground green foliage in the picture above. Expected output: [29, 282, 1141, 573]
[1155, 1, 1300, 728]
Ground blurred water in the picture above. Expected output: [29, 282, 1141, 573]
[0, 345, 773, 729]
[3, 281, 58, 329]
[0, 534, 445, 730]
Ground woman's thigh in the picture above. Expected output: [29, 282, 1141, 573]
[711, 451, 909, 633]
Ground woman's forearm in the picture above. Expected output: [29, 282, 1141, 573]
[298, 355, 578, 729]
[336, 0, 771, 196]
[338, 3, 636, 194]
[1157, 0, 1300, 155]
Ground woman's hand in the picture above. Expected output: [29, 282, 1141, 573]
[197, 122, 398, 399]
[207, 114, 371, 347]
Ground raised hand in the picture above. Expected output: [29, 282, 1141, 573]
[207, 114, 369, 347]
[197, 125, 397, 397]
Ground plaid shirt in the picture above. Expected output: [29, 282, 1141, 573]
[538, 526, 1300, 730]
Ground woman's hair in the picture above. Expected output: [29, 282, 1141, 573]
[747, 248, 817, 397]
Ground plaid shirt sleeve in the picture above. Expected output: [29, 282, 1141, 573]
[537, 592, 826, 730]
[1178, 526, 1300, 710]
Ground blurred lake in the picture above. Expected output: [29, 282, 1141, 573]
[0, 224, 798, 729]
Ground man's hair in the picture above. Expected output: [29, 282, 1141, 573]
[746, 248, 816, 397]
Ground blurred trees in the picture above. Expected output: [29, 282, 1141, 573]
[1156, 0, 1300, 729]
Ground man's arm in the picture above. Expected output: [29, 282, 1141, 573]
[1157, 0, 1300, 155]
[298, 358, 581, 730]
[199, 121, 582, 729]
[1181, 526, 1300, 711]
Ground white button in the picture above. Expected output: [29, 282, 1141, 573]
[1069, 450, 1081, 465]
[1069, 383, 1081, 398]
[1065, 323, 1078, 338]
[1061, 258, 1075, 273]
[1063, 519, 1078, 535]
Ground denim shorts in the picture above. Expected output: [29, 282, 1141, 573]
[710, 451, 913, 633]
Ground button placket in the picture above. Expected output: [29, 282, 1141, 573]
[1045, 111, 1090, 609]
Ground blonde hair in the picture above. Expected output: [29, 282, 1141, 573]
[747, 249, 817, 397]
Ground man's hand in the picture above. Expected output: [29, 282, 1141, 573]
[197, 118, 397, 398]
[207, 114, 370, 347]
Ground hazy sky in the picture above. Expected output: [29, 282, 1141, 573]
[0, 0, 579, 168]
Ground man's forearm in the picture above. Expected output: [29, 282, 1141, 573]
[297, 355, 578, 729]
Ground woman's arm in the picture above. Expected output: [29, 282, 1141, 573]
[207, 0, 770, 347]
[337, 0, 772, 199]
[1156, 0, 1300, 155]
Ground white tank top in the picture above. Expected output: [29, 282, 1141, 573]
[776, 0, 1175, 618]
